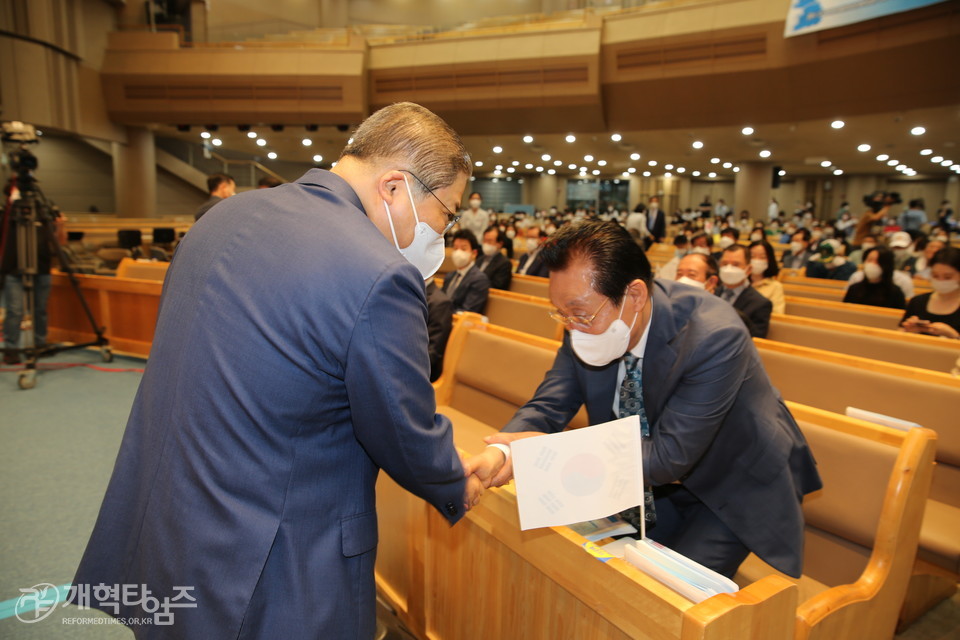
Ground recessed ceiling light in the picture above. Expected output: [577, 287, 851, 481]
[536, 166, 544, 172]
[257, 139, 267, 147]
[692, 141, 704, 149]
[820, 160, 832, 168]
[831, 120, 845, 129]
[896, 164, 907, 171]
[622, 171, 630, 178]
[779, 170, 786, 176]
[692, 171, 701, 177]
[592, 169, 600, 175]
[711, 157, 721, 163]
[942, 159, 953, 167]
[708, 172, 717, 178]
[507, 167, 515, 173]
[512, 160, 520, 166]
[628, 167, 637, 173]
[611, 133, 622, 142]
[568, 163, 577, 170]
[887, 160, 898, 166]
[732, 167, 740, 173]
[665, 164, 674, 170]
[723, 162, 732, 169]
[857, 144, 871, 152]
[677, 167, 686, 173]
[833, 169, 843, 175]
[313, 154, 323, 163]
[931, 156, 943, 163]
[565, 134, 576, 143]
[759, 150, 771, 158]
[741, 127, 754, 136]
[302, 138, 312, 146]
[911, 126, 926, 136]
[598, 160, 607, 167]
[525, 163, 533, 169]
[876, 154, 889, 161]
[584, 155, 594, 162]
[664, 172, 672, 178]
[267, 151, 277, 159]
[246, 131, 257, 139]
[523, 135, 533, 143]
[920, 149, 932, 156]
[554, 160, 562, 166]
[493, 146, 503, 154]
[541, 153, 551, 161]
[630, 153, 641, 161]
[548, 169, 556, 175]
[200, 131, 211, 139]
[494, 169, 501, 176]
[211, 138, 222, 146]
[579, 166, 587, 173]
[952, 165, 960, 171]
[643, 171, 651, 177]
[648, 160, 658, 166]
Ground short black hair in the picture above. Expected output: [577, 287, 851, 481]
[541, 220, 652, 305]
[207, 173, 235, 194]
[721, 227, 740, 240]
[683, 252, 718, 279]
[722, 244, 749, 262]
[748, 240, 780, 279]
[690, 231, 713, 247]
[792, 228, 812, 243]
[673, 235, 689, 248]
[931, 246, 960, 272]
[483, 225, 506, 245]
[452, 229, 480, 252]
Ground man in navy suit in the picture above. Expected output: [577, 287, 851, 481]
[477, 226, 513, 290]
[72, 103, 482, 639]
[516, 226, 549, 277]
[716, 244, 773, 338]
[645, 195, 666, 245]
[443, 229, 491, 314]
[466, 221, 820, 579]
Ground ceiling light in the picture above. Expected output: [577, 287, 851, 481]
[692, 171, 701, 177]
[628, 167, 637, 173]
[723, 162, 732, 169]
[598, 160, 607, 167]
[831, 120, 845, 129]
[524, 163, 533, 169]
[648, 160, 658, 167]
[200, 131, 211, 139]
[211, 138, 222, 146]
[542, 154, 551, 161]
[512, 160, 520, 166]
[256, 139, 267, 147]
[741, 127, 754, 136]
[494, 170, 502, 176]
[568, 163, 577, 170]
[896, 164, 906, 171]
[622, 172, 630, 178]
[692, 141, 704, 149]
[665, 164, 674, 170]
[664, 172, 672, 178]
[952, 165, 960, 171]
[630, 152, 641, 161]
[523, 135, 534, 143]
[493, 146, 503, 153]
[643, 171, 651, 177]
[565, 134, 576, 143]
[507, 167, 515, 173]
[579, 166, 587, 173]
[554, 160, 562, 166]
[475, 161, 484, 167]
[536, 166, 544, 172]
[931, 156, 943, 163]
[920, 149, 932, 156]
[887, 160, 898, 166]
[711, 157, 721, 163]
[911, 126, 926, 136]
[584, 155, 594, 162]
[732, 167, 740, 173]
[548, 169, 556, 175]
[313, 154, 323, 163]
[267, 151, 277, 159]
[857, 144, 871, 152]
[833, 169, 843, 175]
[779, 170, 786, 176]
[247, 132, 257, 139]
[677, 167, 686, 173]
[708, 172, 717, 178]
[611, 133, 622, 142]
[942, 159, 953, 167]
[876, 154, 889, 161]
[820, 160, 832, 168]
[759, 150, 771, 158]
[302, 138, 312, 146]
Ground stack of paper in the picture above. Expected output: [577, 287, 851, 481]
[624, 538, 739, 603]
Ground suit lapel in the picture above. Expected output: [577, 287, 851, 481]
[641, 284, 680, 425]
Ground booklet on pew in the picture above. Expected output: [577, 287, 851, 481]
[845, 406, 920, 431]
[510, 415, 739, 603]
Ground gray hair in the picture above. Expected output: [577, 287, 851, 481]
[339, 102, 471, 197]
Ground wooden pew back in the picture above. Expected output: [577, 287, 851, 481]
[509, 273, 550, 297]
[484, 289, 564, 341]
[783, 296, 902, 330]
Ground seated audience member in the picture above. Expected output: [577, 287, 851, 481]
[747, 223, 766, 244]
[748, 240, 785, 314]
[848, 234, 878, 265]
[465, 220, 822, 580]
[425, 278, 453, 382]
[847, 248, 915, 300]
[712, 227, 739, 262]
[516, 227, 549, 277]
[888, 231, 914, 271]
[624, 204, 647, 242]
[675, 252, 718, 293]
[195, 173, 236, 221]
[717, 245, 773, 338]
[901, 247, 960, 339]
[477, 226, 513, 290]
[805, 240, 857, 281]
[781, 228, 815, 270]
[903, 236, 946, 280]
[655, 235, 689, 281]
[843, 247, 907, 310]
[502, 223, 517, 258]
[689, 231, 713, 257]
[442, 230, 491, 314]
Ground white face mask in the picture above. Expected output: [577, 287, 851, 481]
[831, 256, 846, 268]
[691, 246, 710, 256]
[676, 276, 705, 289]
[719, 237, 735, 249]
[481, 242, 498, 257]
[383, 173, 445, 280]
[750, 259, 768, 275]
[469, 199, 481, 210]
[719, 265, 747, 287]
[569, 296, 639, 367]
[750, 233, 762, 242]
[863, 262, 883, 282]
[790, 241, 804, 254]
[931, 279, 960, 295]
[506, 229, 516, 239]
[451, 249, 473, 269]
[526, 238, 540, 251]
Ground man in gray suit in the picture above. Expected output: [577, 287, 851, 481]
[73, 103, 483, 639]
[466, 221, 821, 578]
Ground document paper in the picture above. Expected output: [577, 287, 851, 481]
[511, 416, 643, 531]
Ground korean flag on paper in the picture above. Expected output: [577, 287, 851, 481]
[511, 416, 644, 531]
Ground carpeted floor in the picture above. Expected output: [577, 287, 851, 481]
[0, 348, 956, 639]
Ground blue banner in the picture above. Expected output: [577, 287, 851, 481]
[785, 0, 947, 37]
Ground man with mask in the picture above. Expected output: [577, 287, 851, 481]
[517, 226, 550, 277]
[675, 252, 719, 294]
[464, 221, 821, 579]
[477, 225, 512, 290]
[646, 195, 666, 246]
[460, 191, 490, 240]
[716, 244, 772, 338]
[654, 234, 689, 281]
[711, 227, 739, 262]
[72, 102, 483, 639]
[781, 228, 814, 271]
[443, 229, 490, 313]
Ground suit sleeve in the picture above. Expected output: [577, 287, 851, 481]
[644, 322, 751, 486]
[426, 290, 453, 382]
[490, 258, 512, 290]
[747, 293, 772, 338]
[345, 265, 467, 524]
[503, 335, 585, 434]
[458, 271, 490, 314]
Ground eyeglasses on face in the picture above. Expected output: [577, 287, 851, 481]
[399, 169, 461, 235]
[548, 297, 610, 329]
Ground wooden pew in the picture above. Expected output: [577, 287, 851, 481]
[509, 273, 550, 298]
[753, 339, 959, 624]
[46, 271, 161, 358]
[781, 272, 932, 297]
[766, 313, 960, 374]
[484, 289, 564, 341]
[783, 296, 903, 330]
[736, 403, 937, 640]
[376, 317, 799, 640]
[115, 258, 170, 282]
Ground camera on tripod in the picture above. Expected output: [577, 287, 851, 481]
[2, 121, 40, 177]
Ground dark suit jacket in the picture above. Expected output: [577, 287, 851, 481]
[477, 252, 513, 290]
[717, 284, 773, 338]
[517, 248, 550, 278]
[426, 280, 453, 381]
[442, 263, 490, 314]
[503, 279, 821, 577]
[73, 169, 466, 639]
[780, 249, 813, 270]
[646, 208, 666, 242]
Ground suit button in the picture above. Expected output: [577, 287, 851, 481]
[445, 502, 458, 516]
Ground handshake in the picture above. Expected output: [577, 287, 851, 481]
[460, 431, 543, 511]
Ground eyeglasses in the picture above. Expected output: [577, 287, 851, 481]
[399, 170, 461, 235]
[548, 297, 609, 329]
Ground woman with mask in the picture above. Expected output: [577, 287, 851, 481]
[903, 237, 946, 280]
[843, 247, 906, 309]
[748, 241, 785, 314]
[901, 247, 960, 339]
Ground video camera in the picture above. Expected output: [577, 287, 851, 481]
[862, 190, 902, 213]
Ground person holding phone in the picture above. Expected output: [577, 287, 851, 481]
[901, 247, 960, 339]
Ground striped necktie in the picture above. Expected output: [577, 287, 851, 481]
[618, 353, 656, 531]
